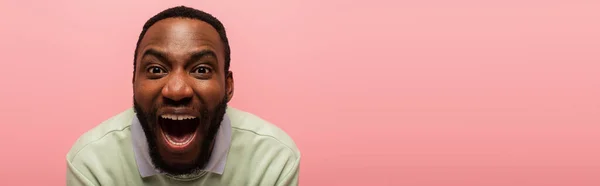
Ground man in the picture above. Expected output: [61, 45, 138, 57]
[66, 6, 300, 186]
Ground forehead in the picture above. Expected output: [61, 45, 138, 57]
[137, 18, 223, 58]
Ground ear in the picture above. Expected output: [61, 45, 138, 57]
[225, 71, 234, 102]
[132, 63, 138, 84]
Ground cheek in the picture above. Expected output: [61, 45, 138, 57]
[192, 81, 225, 104]
[134, 81, 163, 106]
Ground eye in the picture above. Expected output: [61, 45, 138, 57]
[192, 66, 212, 74]
[147, 66, 166, 74]
[145, 66, 167, 79]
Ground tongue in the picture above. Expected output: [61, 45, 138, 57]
[161, 118, 198, 143]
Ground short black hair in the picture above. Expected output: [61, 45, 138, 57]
[133, 6, 231, 75]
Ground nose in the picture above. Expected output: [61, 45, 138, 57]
[161, 72, 193, 102]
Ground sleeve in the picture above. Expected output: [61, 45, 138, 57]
[276, 156, 301, 186]
[66, 159, 96, 186]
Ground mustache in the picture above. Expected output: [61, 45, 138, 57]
[154, 99, 203, 112]
[144, 101, 205, 118]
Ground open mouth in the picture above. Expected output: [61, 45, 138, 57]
[158, 114, 201, 149]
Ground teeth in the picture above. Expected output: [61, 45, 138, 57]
[160, 114, 197, 120]
[165, 133, 195, 146]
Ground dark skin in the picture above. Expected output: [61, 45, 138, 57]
[133, 18, 234, 172]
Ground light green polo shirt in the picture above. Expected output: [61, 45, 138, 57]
[66, 107, 300, 186]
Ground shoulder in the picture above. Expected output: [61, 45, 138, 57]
[66, 108, 135, 162]
[221, 107, 301, 185]
[66, 108, 139, 185]
[226, 107, 300, 159]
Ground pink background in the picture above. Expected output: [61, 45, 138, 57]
[0, 0, 599, 185]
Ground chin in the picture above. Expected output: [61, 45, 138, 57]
[155, 131, 204, 165]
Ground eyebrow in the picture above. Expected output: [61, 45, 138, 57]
[141, 48, 169, 64]
[188, 50, 217, 65]
[141, 48, 218, 66]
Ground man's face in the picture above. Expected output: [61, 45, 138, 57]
[133, 18, 233, 175]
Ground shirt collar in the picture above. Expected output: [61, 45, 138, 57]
[131, 113, 232, 178]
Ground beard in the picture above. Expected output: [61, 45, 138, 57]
[133, 96, 228, 177]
